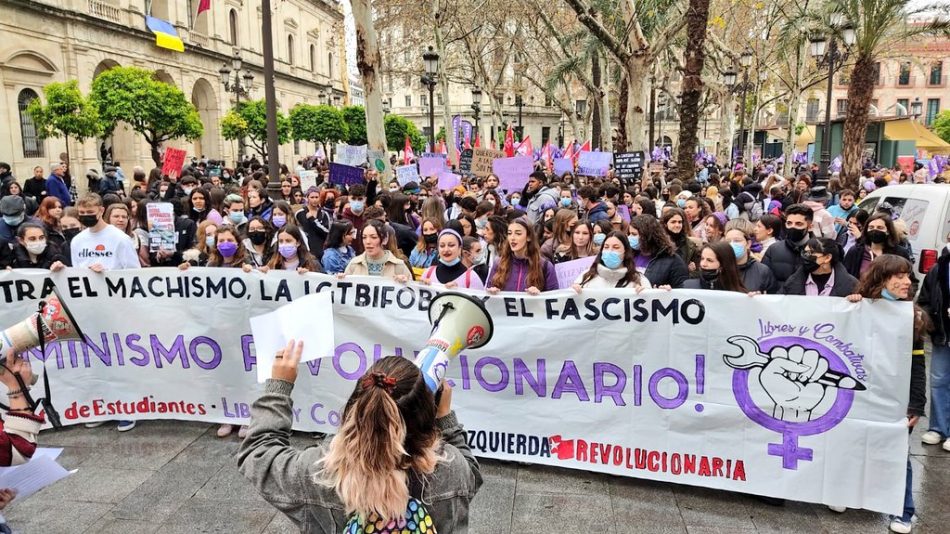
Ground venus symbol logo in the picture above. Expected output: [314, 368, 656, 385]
[724, 335, 866, 470]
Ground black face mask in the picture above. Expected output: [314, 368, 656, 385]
[78, 214, 99, 228]
[424, 233, 438, 245]
[866, 230, 888, 244]
[786, 227, 807, 243]
[324, 199, 335, 209]
[802, 254, 821, 273]
[63, 228, 81, 241]
[700, 268, 720, 282]
[248, 232, 268, 245]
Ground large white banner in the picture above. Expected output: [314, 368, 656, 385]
[0, 268, 912, 513]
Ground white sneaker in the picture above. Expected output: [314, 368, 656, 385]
[827, 505, 846, 513]
[943, 438, 950, 452]
[921, 431, 944, 445]
[84, 422, 105, 428]
[888, 515, 916, 533]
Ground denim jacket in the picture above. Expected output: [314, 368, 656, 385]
[238, 380, 483, 533]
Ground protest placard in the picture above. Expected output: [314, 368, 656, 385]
[471, 148, 505, 177]
[614, 151, 645, 183]
[419, 155, 448, 178]
[553, 158, 574, 177]
[328, 163, 364, 186]
[335, 144, 368, 167]
[161, 147, 186, 177]
[395, 164, 420, 186]
[437, 172, 461, 190]
[576, 151, 613, 177]
[458, 149, 473, 176]
[145, 202, 177, 253]
[298, 170, 318, 192]
[492, 156, 535, 193]
[366, 150, 387, 173]
[553, 256, 596, 289]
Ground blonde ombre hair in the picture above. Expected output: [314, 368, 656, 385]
[315, 357, 443, 522]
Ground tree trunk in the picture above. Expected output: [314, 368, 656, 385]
[352, 0, 389, 176]
[717, 90, 735, 163]
[591, 51, 602, 150]
[842, 54, 876, 188]
[618, 76, 628, 149]
[675, 0, 711, 179]
[624, 58, 650, 150]
[599, 54, 612, 152]
[150, 142, 162, 167]
[783, 92, 801, 178]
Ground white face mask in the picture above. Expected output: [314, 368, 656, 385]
[25, 240, 47, 255]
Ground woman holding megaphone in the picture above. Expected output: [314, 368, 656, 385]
[239, 340, 482, 533]
[0, 350, 43, 466]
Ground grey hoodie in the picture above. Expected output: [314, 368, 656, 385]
[238, 379, 483, 533]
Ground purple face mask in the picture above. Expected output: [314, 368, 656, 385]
[217, 241, 238, 258]
[278, 244, 297, 259]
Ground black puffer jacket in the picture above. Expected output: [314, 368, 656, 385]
[780, 263, 857, 297]
[738, 258, 775, 293]
[643, 252, 689, 288]
[917, 248, 950, 344]
[762, 237, 809, 292]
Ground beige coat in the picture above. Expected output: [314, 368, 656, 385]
[344, 250, 412, 279]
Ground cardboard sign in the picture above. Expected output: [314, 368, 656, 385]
[419, 155, 448, 178]
[395, 165, 420, 186]
[897, 155, 915, 175]
[554, 255, 596, 289]
[471, 148, 505, 177]
[458, 149, 474, 176]
[298, 170, 318, 192]
[614, 151, 645, 183]
[335, 144, 368, 167]
[161, 147, 186, 177]
[576, 151, 613, 177]
[553, 158, 574, 177]
[366, 150, 386, 173]
[145, 202, 177, 253]
[492, 156, 535, 193]
[437, 172, 462, 191]
[328, 163, 364, 186]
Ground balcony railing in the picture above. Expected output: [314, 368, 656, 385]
[88, 0, 121, 23]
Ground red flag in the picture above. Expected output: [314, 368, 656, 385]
[404, 136, 415, 165]
[515, 136, 533, 157]
[463, 136, 472, 150]
[197, 0, 212, 15]
[503, 125, 515, 157]
[541, 143, 552, 172]
[473, 135, 480, 148]
[563, 140, 576, 162]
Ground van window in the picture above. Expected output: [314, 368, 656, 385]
[882, 196, 928, 243]
[857, 197, 880, 213]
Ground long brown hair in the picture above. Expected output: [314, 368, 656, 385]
[855, 255, 929, 339]
[702, 242, 747, 292]
[414, 217, 443, 252]
[549, 208, 577, 249]
[207, 227, 247, 266]
[266, 225, 319, 270]
[490, 218, 546, 290]
[630, 215, 675, 257]
[315, 357, 441, 522]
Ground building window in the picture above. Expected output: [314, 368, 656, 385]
[287, 35, 294, 65]
[574, 99, 586, 117]
[873, 62, 881, 84]
[926, 98, 940, 125]
[404, 73, 411, 86]
[437, 93, 444, 106]
[403, 50, 409, 63]
[836, 99, 848, 118]
[838, 71, 850, 85]
[544, 95, 552, 107]
[310, 44, 316, 72]
[328, 53, 333, 79]
[806, 98, 820, 122]
[293, 139, 300, 155]
[421, 93, 428, 107]
[18, 89, 44, 159]
[405, 94, 412, 107]
[930, 62, 943, 85]
[897, 98, 909, 116]
[541, 126, 551, 145]
[229, 9, 238, 45]
[898, 62, 911, 85]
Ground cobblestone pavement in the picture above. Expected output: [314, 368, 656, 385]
[2, 418, 946, 534]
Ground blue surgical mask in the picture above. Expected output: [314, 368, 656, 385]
[350, 200, 365, 214]
[560, 198, 572, 207]
[593, 233, 606, 246]
[676, 199, 687, 208]
[601, 250, 623, 269]
[475, 218, 488, 229]
[511, 196, 521, 205]
[440, 256, 461, 267]
[229, 211, 245, 224]
[881, 288, 901, 301]
[628, 236, 640, 250]
[730, 242, 745, 258]
[2, 214, 24, 226]
[205, 236, 215, 248]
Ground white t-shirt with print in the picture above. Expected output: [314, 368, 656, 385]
[70, 224, 141, 270]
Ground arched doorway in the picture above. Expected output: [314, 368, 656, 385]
[191, 78, 219, 159]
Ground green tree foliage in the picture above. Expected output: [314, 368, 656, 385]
[933, 110, 950, 144]
[341, 105, 368, 146]
[384, 115, 425, 152]
[221, 100, 290, 159]
[89, 66, 203, 166]
[26, 80, 102, 169]
[290, 104, 348, 154]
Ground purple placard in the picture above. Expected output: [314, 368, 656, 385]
[419, 155, 448, 178]
[554, 256, 596, 289]
[329, 163, 364, 186]
[618, 204, 631, 222]
[576, 151, 613, 176]
[492, 155, 534, 193]
[437, 172, 461, 190]
[553, 158, 573, 177]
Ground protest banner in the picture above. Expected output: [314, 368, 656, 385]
[554, 256, 596, 289]
[161, 147, 186, 177]
[419, 155, 448, 178]
[145, 203, 177, 253]
[492, 156, 534, 193]
[0, 268, 912, 514]
[576, 151, 613, 177]
[553, 158, 573, 177]
[335, 144, 368, 167]
[471, 148, 505, 177]
[395, 165, 420, 186]
[614, 151, 645, 183]
[328, 163, 364, 186]
[298, 170, 318, 192]
[437, 172, 462, 191]
[458, 149, 474, 177]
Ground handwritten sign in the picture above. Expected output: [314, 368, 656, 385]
[366, 150, 386, 173]
[577, 151, 613, 177]
[328, 163, 364, 186]
[614, 151, 645, 183]
[298, 170, 318, 192]
[335, 144, 368, 167]
[161, 147, 186, 177]
[492, 156, 534, 193]
[395, 165, 420, 186]
[458, 149, 474, 177]
[471, 148, 505, 177]
[437, 172, 462, 191]
[419, 155, 448, 178]
[553, 158, 574, 177]
[554, 255, 597, 289]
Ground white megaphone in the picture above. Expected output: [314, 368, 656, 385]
[0, 287, 85, 365]
[414, 292, 493, 392]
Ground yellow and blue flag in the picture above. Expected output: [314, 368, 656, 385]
[146, 16, 184, 53]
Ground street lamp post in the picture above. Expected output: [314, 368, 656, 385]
[558, 115, 565, 148]
[723, 47, 754, 166]
[809, 19, 855, 184]
[421, 46, 440, 147]
[471, 87, 482, 143]
[515, 95, 524, 141]
[218, 49, 255, 162]
[261, 0, 281, 196]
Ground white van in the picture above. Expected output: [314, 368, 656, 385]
[857, 183, 950, 277]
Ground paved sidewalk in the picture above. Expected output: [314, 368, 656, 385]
[2, 420, 948, 533]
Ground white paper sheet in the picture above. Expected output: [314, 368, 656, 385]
[249, 292, 335, 383]
[0, 455, 72, 501]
